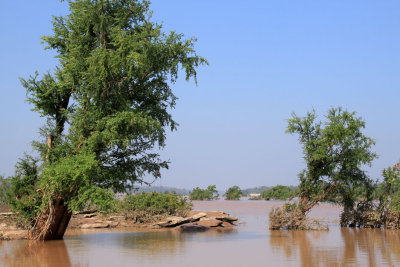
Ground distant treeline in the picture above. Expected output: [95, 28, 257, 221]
[114, 184, 299, 200]
[242, 185, 297, 195]
[131, 186, 190, 196]
[241, 186, 272, 195]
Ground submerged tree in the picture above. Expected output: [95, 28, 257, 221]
[340, 162, 400, 229]
[189, 185, 219, 200]
[9, 0, 207, 240]
[270, 107, 376, 230]
[224, 186, 242, 200]
[261, 185, 297, 201]
[287, 107, 376, 214]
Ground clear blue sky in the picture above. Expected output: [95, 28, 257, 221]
[0, 0, 399, 190]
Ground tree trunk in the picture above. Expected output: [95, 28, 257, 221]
[298, 196, 310, 215]
[28, 197, 72, 241]
[299, 183, 338, 215]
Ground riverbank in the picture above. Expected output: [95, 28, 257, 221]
[0, 209, 237, 240]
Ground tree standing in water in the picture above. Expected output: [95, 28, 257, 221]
[224, 186, 242, 200]
[8, 0, 207, 240]
[287, 107, 376, 214]
[270, 107, 376, 230]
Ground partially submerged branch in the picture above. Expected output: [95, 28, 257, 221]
[269, 203, 328, 230]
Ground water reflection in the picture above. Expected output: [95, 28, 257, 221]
[341, 228, 400, 266]
[0, 228, 239, 267]
[0, 240, 74, 267]
[269, 230, 337, 266]
[269, 228, 400, 266]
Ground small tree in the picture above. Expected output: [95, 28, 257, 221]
[224, 186, 242, 200]
[286, 107, 376, 215]
[261, 185, 296, 200]
[189, 185, 218, 200]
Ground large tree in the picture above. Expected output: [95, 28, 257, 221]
[10, 0, 207, 240]
[287, 107, 377, 215]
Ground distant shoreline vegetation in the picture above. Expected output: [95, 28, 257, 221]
[111, 184, 300, 201]
[131, 186, 191, 196]
[189, 185, 219, 200]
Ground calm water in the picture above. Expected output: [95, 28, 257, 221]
[1, 200, 400, 267]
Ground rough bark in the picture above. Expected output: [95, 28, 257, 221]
[45, 135, 53, 162]
[28, 197, 71, 241]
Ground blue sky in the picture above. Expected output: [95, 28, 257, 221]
[0, 0, 399, 190]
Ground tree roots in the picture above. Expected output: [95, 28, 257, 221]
[340, 201, 400, 229]
[269, 204, 328, 230]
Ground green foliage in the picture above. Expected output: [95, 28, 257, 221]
[241, 186, 271, 195]
[379, 164, 400, 212]
[7, 155, 41, 221]
[0, 175, 10, 204]
[248, 195, 262, 200]
[119, 192, 192, 222]
[9, 0, 206, 224]
[189, 185, 219, 200]
[261, 185, 297, 200]
[287, 107, 377, 213]
[134, 186, 189, 195]
[224, 186, 242, 200]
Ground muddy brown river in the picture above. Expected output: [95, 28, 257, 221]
[1, 200, 400, 266]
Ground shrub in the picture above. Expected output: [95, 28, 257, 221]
[119, 192, 192, 223]
[269, 203, 327, 230]
[189, 185, 219, 200]
[248, 195, 262, 200]
[224, 186, 242, 200]
[6, 155, 41, 222]
[261, 185, 297, 200]
[340, 163, 400, 229]
[0, 175, 10, 204]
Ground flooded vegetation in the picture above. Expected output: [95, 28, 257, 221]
[1, 0, 399, 266]
[2, 200, 400, 266]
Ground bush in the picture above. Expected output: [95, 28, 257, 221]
[269, 203, 327, 230]
[340, 163, 400, 229]
[119, 192, 192, 223]
[6, 155, 41, 222]
[248, 195, 262, 200]
[261, 185, 297, 200]
[0, 175, 10, 204]
[224, 186, 242, 200]
[189, 185, 219, 200]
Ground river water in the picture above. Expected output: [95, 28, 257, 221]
[1, 200, 400, 267]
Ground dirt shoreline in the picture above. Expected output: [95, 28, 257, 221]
[0, 210, 237, 240]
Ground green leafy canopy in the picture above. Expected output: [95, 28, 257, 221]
[287, 107, 377, 212]
[189, 185, 219, 200]
[9, 0, 207, 219]
[224, 185, 242, 200]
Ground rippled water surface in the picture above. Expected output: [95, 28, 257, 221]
[1, 200, 400, 267]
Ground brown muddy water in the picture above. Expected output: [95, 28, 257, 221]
[1, 200, 400, 267]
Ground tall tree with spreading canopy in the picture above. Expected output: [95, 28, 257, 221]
[10, 0, 207, 240]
